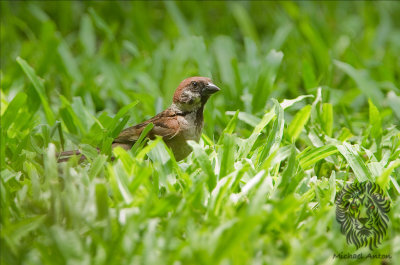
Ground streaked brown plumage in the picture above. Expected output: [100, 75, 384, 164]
[58, 76, 220, 162]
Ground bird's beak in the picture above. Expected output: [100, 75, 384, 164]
[204, 82, 220, 94]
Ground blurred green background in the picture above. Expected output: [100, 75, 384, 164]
[1, 1, 400, 265]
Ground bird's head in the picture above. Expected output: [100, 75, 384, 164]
[172, 77, 220, 112]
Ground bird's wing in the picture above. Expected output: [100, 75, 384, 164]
[113, 108, 180, 145]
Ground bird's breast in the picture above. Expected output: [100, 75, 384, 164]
[177, 111, 203, 141]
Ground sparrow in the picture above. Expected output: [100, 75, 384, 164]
[58, 76, 220, 162]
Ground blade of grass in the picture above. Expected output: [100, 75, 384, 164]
[16, 57, 55, 125]
[287, 105, 311, 142]
[337, 142, 373, 182]
[188, 140, 217, 191]
[321, 103, 333, 137]
[298, 145, 338, 170]
[257, 99, 284, 167]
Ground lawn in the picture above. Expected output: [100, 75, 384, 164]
[1, 1, 400, 265]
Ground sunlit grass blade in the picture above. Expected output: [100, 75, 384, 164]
[238, 109, 275, 158]
[257, 99, 284, 167]
[0, 92, 27, 130]
[368, 99, 382, 140]
[130, 122, 154, 156]
[188, 140, 217, 191]
[280, 95, 314, 110]
[298, 145, 338, 170]
[377, 159, 400, 190]
[226, 111, 261, 127]
[321, 103, 333, 137]
[337, 142, 373, 182]
[287, 105, 311, 142]
[218, 133, 236, 178]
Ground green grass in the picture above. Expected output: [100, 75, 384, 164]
[1, 1, 400, 265]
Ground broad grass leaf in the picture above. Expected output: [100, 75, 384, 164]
[376, 159, 400, 190]
[280, 95, 313, 110]
[136, 137, 163, 162]
[337, 127, 353, 142]
[80, 144, 100, 161]
[2, 215, 46, 248]
[188, 140, 216, 191]
[208, 176, 231, 217]
[321, 103, 333, 137]
[44, 143, 58, 180]
[113, 146, 134, 172]
[1, 92, 27, 130]
[130, 122, 154, 156]
[59, 107, 78, 135]
[248, 174, 273, 214]
[147, 138, 171, 166]
[302, 60, 317, 92]
[298, 145, 338, 170]
[252, 109, 275, 135]
[238, 109, 275, 158]
[223, 110, 239, 135]
[219, 134, 236, 179]
[218, 110, 239, 145]
[108, 100, 138, 137]
[258, 99, 284, 167]
[337, 142, 373, 182]
[88, 155, 107, 180]
[70, 97, 91, 132]
[368, 99, 382, 140]
[230, 170, 265, 204]
[109, 161, 133, 204]
[287, 104, 311, 142]
[278, 145, 299, 197]
[16, 57, 55, 125]
[226, 111, 261, 128]
[95, 183, 109, 220]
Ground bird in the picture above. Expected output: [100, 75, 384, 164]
[58, 76, 220, 162]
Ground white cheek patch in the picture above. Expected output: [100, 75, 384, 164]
[181, 90, 201, 104]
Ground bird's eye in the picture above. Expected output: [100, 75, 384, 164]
[191, 81, 198, 87]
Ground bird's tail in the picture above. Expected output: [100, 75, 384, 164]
[57, 143, 131, 162]
[57, 150, 86, 163]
